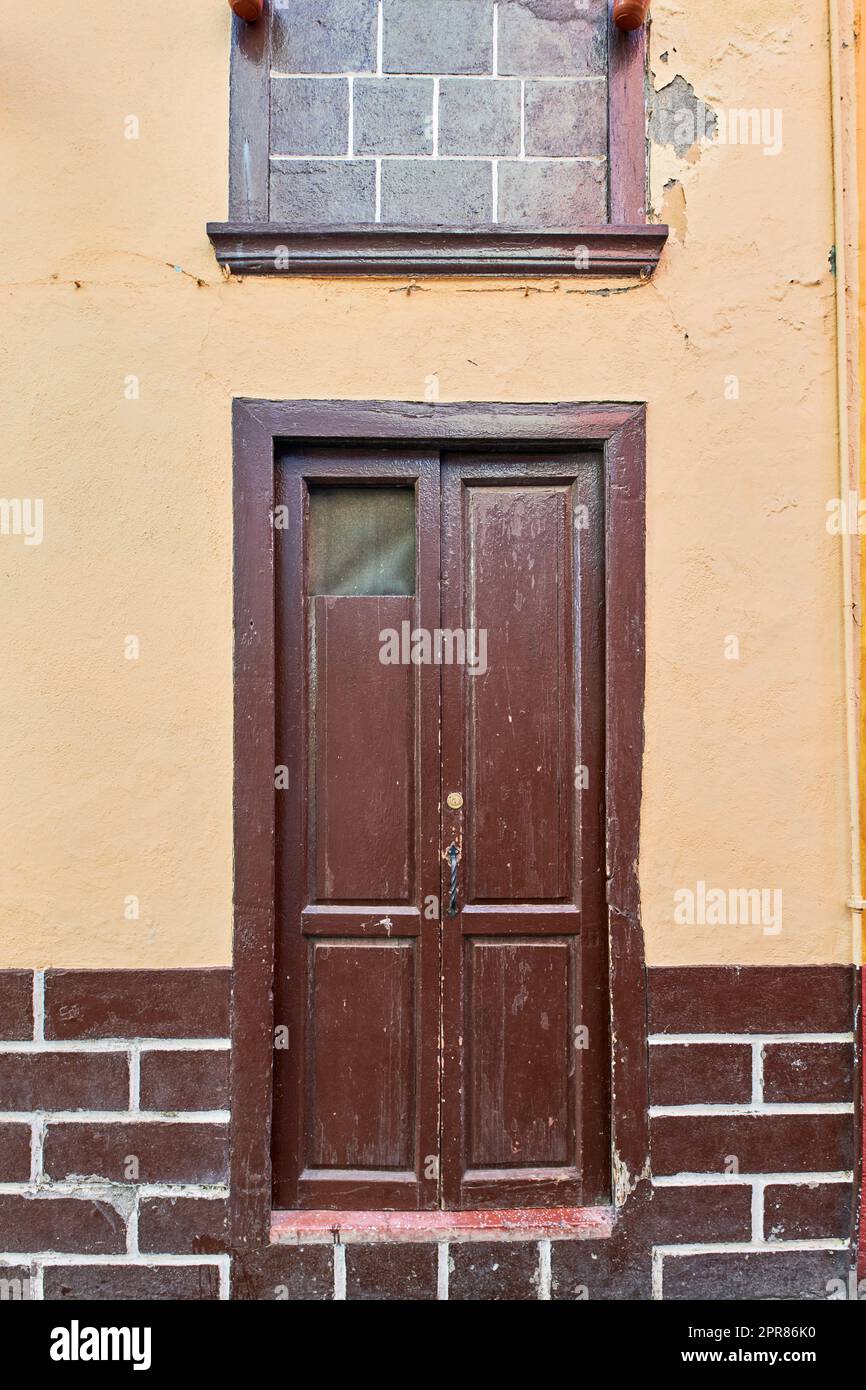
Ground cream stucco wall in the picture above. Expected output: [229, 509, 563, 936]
[0, 1, 854, 967]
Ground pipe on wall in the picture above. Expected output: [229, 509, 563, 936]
[613, 0, 652, 31]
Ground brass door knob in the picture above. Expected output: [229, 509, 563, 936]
[446, 792, 464, 810]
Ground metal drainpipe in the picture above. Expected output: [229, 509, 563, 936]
[829, 0, 864, 1283]
[828, 0, 863, 965]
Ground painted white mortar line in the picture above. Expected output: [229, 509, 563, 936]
[33, 970, 44, 1043]
[437, 1241, 449, 1300]
[752, 1041, 763, 1104]
[375, 159, 382, 221]
[32, 1263, 44, 1301]
[491, 160, 498, 223]
[347, 75, 354, 157]
[652, 1171, 853, 1186]
[751, 1178, 764, 1244]
[432, 77, 440, 157]
[270, 70, 607, 83]
[218, 1254, 231, 1301]
[333, 1242, 346, 1300]
[127, 1193, 140, 1257]
[492, 2, 499, 77]
[651, 1247, 664, 1300]
[0, 1039, 230, 1054]
[30, 1116, 46, 1184]
[519, 80, 525, 157]
[376, 0, 383, 75]
[538, 1239, 551, 1300]
[129, 1045, 140, 1113]
[649, 1103, 853, 1117]
[0, 1182, 230, 1198]
[655, 1239, 850, 1257]
[269, 153, 605, 163]
[1, 1254, 225, 1267]
[649, 1033, 854, 1045]
[0, 1111, 230, 1124]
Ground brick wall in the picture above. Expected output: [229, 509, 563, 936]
[0, 965, 858, 1300]
[648, 967, 857, 1301]
[268, 0, 610, 225]
[0, 970, 231, 1301]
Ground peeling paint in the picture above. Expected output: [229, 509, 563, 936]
[649, 74, 718, 158]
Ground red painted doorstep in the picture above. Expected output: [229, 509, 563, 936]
[271, 1207, 615, 1245]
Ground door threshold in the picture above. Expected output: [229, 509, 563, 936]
[271, 1206, 615, 1245]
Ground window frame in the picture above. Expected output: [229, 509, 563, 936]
[208, 2, 667, 278]
[230, 397, 649, 1269]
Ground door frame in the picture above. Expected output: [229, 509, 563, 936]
[231, 399, 648, 1260]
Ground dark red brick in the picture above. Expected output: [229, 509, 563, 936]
[663, 1248, 850, 1301]
[763, 1042, 853, 1104]
[764, 1183, 854, 1242]
[648, 966, 854, 1034]
[0, 972, 33, 1041]
[448, 1241, 539, 1300]
[44, 1121, 228, 1184]
[0, 1195, 126, 1254]
[652, 1184, 752, 1244]
[651, 1113, 854, 1176]
[43, 1263, 221, 1300]
[232, 1245, 333, 1301]
[346, 1242, 437, 1300]
[139, 1050, 229, 1112]
[0, 1124, 31, 1181]
[550, 1236, 651, 1300]
[650, 1043, 752, 1105]
[138, 1197, 229, 1255]
[44, 969, 231, 1040]
[0, 1051, 128, 1112]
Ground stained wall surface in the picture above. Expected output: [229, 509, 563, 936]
[0, 0, 854, 967]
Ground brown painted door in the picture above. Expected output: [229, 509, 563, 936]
[272, 447, 609, 1211]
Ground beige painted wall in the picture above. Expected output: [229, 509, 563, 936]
[0, 1, 853, 967]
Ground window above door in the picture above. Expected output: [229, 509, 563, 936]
[207, 1, 667, 277]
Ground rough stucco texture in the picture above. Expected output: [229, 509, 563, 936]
[0, 1, 852, 967]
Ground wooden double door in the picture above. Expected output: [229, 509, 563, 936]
[272, 447, 610, 1211]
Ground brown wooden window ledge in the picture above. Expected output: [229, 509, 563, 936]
[206, 223, 667, 279]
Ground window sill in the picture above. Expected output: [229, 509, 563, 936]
[270, 1206, 615, 1245]
[206, 224, 668, 279]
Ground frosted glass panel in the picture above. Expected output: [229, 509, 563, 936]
[308, 486, 416, 596]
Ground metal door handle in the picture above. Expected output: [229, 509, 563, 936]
[445, 841, 461, 917]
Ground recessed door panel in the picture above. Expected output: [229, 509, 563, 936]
[312, 596, 414, 904]
[467, 938, 573, 1169]
[467, 485, 573, 903]
[308, 940, 416, 1170]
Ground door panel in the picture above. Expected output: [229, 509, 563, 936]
[467, 485, 572, 903]
[441, 454, 609, 1209]
[308, 940, 416, 1170]
[467, 938, 572, 1168]
[272, 449, 440, 1211]
[312, 596, 414, 903]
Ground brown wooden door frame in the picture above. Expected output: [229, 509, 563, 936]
[231, 400, 648, 1259]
